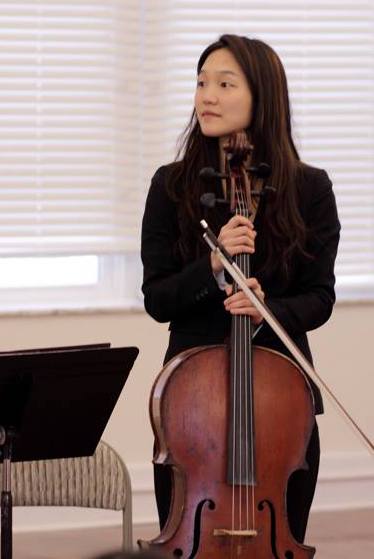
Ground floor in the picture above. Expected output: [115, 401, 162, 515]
[13, 508, 374, 559]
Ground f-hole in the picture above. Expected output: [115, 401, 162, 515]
[173, 499, 215, 559]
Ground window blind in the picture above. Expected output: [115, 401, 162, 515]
[1, 1, 373, 300]
[0, 0, 143, 255]
[140, 0, 374, 300]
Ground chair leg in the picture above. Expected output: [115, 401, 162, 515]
[122, 501, 133, 550]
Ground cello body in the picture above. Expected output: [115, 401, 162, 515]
[141, 344, 316, 558]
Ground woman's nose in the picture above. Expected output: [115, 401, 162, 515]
[201, 85, 218, 104]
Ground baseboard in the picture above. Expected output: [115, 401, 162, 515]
[312, 450, 374, 511]
[130, 451, 374, 520]
[13, 451, 374, 532]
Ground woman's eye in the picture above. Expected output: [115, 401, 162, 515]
[197, 80, 205, 87]
[221, 81, 232, 88]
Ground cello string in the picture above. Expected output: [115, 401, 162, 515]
[231, 177, 237, 536]
[232, 176, 242, 535]
[239, 179, 245, 533]
[244, 146, 256, 534]
[240, 182, 248, 534]
[249, 228, 256, 532]
[235, 179, 243, 533]
[242, 253, 249, 533]
[239, 310, 242, 532]
[236, 188, 242, 533]
[237, 184, 248, 533]
[243, 254, 249, 533]
[229, 171, 236, 559]
[231, 280, 236, 531]
[238, 177, 252, 533]
[239, 169, 256, 534]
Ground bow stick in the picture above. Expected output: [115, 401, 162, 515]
[201, 218, 374, 454]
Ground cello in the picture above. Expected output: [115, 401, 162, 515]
[140, 132, 319, 558]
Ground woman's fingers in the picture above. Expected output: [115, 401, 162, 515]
[219, 217, 257, 255]
[211, 215, 256, 273]
[221, 227, 256, 244]
[225, 278, 261, 296]
[224, 278, 264, 324]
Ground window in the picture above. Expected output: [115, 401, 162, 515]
[152, 0, 374, 302]
[0, 1, 144, 311]
[1, 1, 373, 311]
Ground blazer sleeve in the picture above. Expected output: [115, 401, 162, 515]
[265, 169, 341, 337]
[141, 167, 224, 323]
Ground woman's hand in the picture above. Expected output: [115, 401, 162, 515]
[224, 277, 264, 325]
[210, 215, 256, 274]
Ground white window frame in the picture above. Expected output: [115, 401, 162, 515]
[0, 254, 143, 314]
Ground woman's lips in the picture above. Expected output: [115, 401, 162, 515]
[201, 112, 221, 118]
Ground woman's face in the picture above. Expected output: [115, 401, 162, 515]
[195, 48, 253, 138]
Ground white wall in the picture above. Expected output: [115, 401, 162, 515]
[3, 302, 374, 530]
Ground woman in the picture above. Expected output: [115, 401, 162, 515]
[141, 34, 340, 545]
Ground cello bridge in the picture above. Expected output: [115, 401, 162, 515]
[213, 529, 258, 537]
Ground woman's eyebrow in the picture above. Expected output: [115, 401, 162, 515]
[198, 69, 239, 77]
[218, 70, 238, 76]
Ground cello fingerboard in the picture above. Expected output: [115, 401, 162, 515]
[227, 251, 256, 486]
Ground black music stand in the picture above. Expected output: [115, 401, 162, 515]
[0, 343, 139, 559]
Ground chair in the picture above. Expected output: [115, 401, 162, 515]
[8, 440, 133, 550]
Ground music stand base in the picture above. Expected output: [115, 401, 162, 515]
[1, 491, 12, 559]
[0, 426, 15, 559]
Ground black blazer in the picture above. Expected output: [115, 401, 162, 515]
[141, 163, 340, 414]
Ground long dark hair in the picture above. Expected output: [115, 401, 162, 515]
[166, 34, 307, 275]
